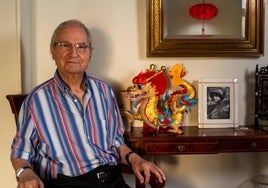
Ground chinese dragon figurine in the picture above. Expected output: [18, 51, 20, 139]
[124, 64, 197, 135]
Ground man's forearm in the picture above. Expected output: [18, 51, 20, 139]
[11, 158, 32, 171]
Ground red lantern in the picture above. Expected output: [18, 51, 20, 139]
[189, 3, 217, 20]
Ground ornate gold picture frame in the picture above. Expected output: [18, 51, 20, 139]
[147, 0, 264, 57]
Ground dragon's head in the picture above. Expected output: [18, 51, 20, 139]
[127, 64, 168, 102]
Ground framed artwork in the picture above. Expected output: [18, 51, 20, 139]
[147, 0, 264, 57]
[198, 78, 239, 128]
[147, 0, 265, 57]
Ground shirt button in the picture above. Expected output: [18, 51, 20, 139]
[74, 99, 77, 102]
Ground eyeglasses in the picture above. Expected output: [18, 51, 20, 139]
[54, 42, 92, 53]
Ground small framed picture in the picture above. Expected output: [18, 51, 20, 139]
[198, 78, 239, 128]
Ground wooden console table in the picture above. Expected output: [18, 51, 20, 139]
[124, 126, 268, 188]
[124, 126, 268, 155]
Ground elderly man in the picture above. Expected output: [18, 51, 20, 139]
[11, 19, 166, 188]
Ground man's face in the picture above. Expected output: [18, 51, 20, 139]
[50, 25, 92, 76]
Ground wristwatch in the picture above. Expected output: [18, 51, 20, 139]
[125, 151, 134, 165]
[16, 166, 31, 181]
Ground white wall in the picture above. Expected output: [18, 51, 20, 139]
[2, 0, 268, 187]
[0, 0, 20, 187]
[23, 0, 265, 129]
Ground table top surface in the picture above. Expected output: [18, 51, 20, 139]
[124, 126, 268, 142]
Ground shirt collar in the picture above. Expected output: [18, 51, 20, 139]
[53, 70, 89, 95]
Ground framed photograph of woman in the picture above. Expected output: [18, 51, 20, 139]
[198, 78, 238, 128]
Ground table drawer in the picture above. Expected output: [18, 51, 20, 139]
[145, 142, 218, 154]
[220, 140, 268, 152]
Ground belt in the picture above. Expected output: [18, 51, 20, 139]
[96, 171, 110, 182]
[89, 165, 117, 182]
[57, 165, 119, 183]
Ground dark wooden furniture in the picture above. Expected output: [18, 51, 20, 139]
[123, 126, 268, 188]
[6, 94, 28, 123]
[7, 94, 163, 188]
[255, 65, 268, 130]
[124, 126, 268, 156]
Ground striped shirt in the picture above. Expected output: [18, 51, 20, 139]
[11, 71, 126, 179]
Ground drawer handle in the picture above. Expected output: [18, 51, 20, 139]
[178, 145, 186, 152]
[250, 142, 257, 151]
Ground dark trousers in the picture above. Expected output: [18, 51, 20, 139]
[42, 165, 131, 188]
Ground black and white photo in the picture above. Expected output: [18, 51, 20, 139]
[198, 79, 238, 128]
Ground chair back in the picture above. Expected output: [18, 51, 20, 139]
[6, 94, 28, 123]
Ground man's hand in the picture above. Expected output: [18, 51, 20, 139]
[17, 169, 44, 188]
[118, 144, 166, 186]
[129, 153, 166, 185]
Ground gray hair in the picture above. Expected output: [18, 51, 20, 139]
[50, 19, 92, 46]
